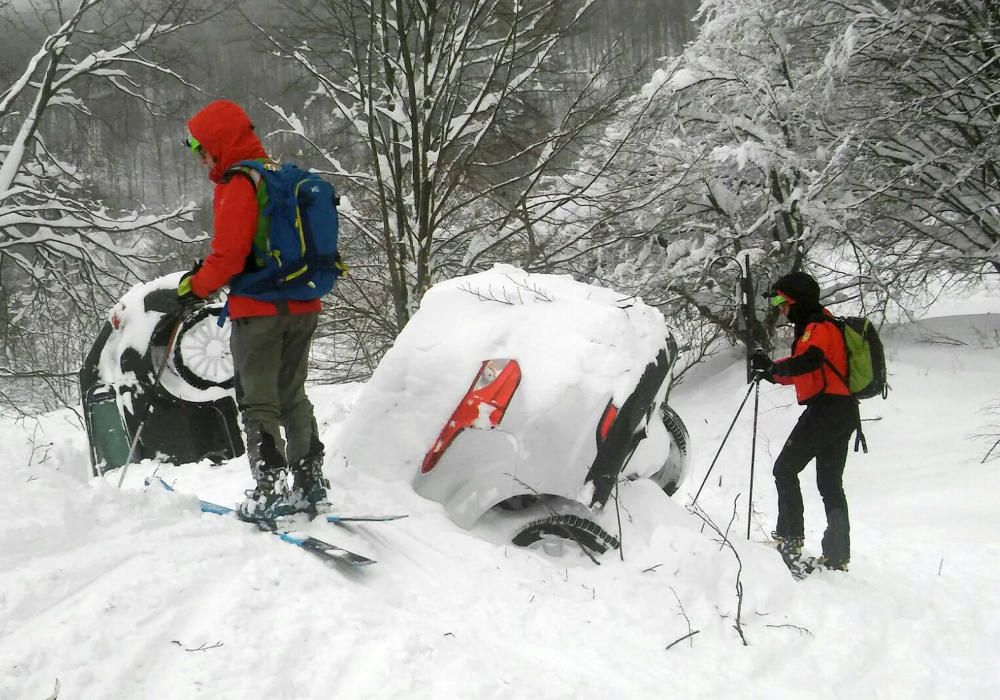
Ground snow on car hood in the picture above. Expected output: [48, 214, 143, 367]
[97, 273, 229, 404]
[98, 273, 185, 387]
[335, 264, 669, 482]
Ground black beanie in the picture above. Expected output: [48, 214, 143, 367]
[772, 271, 820, 307]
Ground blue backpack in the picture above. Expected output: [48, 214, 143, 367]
[226, 159, 342, 302]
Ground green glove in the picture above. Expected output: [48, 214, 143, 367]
[177, 260, 204, 308]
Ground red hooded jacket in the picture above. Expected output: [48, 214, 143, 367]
[772, 310, 851, 404]
[186, 100, 321, 319]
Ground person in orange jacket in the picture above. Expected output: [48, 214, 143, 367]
[750, 271, 858, 572]
[176, 99, 329, 522]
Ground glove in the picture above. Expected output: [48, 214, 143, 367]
[334, 252, 349, 277]
[177, 259, 204, 309]
[750, 349, 774, 383]
[749, 349, 773, 372]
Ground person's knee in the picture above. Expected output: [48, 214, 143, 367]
[816, 473, 847, 504]
[773, 455, 800, 481]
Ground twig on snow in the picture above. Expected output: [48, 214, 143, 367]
[688, 496, 749, 646]
[765, 623, 813, 637]
[171, 640, 224, 652]
[668, 585, 696, 649]
[980, 437, 1000, 463]
[664, 629, 700, 651]
[503, 273, 552, 302]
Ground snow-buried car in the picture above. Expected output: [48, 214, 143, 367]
[336, 265, 689, 556]
[79, 273, 244, 476]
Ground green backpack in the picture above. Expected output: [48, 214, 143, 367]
[825, 316, 889, 400]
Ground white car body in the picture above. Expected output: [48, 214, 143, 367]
[336, 265, 689, 533]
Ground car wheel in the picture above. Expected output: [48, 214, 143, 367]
[512, 514, 620, 555]
[172, 306, 234, 390]
[650, 403, 690, 496]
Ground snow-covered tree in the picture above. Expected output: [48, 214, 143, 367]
[246, 0, 638, 364]
[834, 0, 999, 278]
[0, 0, 210, 408]
[552, 0, 997, 360]
[544, 0, 864, 353]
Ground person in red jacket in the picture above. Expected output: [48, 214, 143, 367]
[177, 99, 329, 522]
[751, 271, 858, 573]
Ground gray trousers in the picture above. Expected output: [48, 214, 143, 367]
[230, 312, 319, 474]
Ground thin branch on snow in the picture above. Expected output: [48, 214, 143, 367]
[667, 585, 697, 650]
[688, 497, 749, 646]
[664, 629, 700, 651]
[765, 624, 813, 637]
[171, 640, 224, 652]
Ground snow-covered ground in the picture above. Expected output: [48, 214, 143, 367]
[2, 304, 999, 698]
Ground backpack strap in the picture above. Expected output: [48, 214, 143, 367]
[223, 163, 263, 190]
[854, 425, 868, 453]
[222, 161, 274, 269]
[820, 317, 851, 394]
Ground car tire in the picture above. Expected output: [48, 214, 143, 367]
[512, 514, 620, 555]
[651, 403, 690, 496]
[172, 306, 234, 391]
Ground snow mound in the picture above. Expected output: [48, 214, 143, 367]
[1, 309, 999, 699]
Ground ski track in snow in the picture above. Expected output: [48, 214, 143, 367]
[2, 313, 999, 699]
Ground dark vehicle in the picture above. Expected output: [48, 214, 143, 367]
[79, 274, 243, 476]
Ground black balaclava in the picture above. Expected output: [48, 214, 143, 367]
[772, 271, 822, 329]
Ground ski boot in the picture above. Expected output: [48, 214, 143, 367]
[238, 432, 296, 525]
[237, 469, 296, 525]
[290, 437, 331, 517]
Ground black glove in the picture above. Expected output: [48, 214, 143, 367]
[750, 349, 773, 372]
[177, 259, 204, 309]
[750, 349, 774, 383]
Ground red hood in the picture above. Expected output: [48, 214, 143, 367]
[187, 100, 267, 183]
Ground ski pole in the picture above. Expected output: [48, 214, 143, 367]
[746, 377, 760, 540]
[116, 315, 185, 488]
[690, 380, 756, 506]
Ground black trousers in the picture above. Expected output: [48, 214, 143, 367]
[773, 394, 858, 566]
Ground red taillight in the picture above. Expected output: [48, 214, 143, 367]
[597, 400, 618, 444]
[420, 359, 522, 474]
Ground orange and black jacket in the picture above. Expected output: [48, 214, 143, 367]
[771, 309, 850, 405]
[186, 100, 321, 320]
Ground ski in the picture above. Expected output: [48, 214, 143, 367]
[273, 512, 408, 529]
[146, 476, 376, 567]
[326, 513, 408, 524]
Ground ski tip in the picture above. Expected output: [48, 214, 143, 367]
[325, 513, 409, 523]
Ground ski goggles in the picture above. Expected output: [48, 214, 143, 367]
[184, 135, 203, 155]
[769, 292, 792, 307]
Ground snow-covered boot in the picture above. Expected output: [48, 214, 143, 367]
[238, 432, 295, 523]
[772, 533, 806, 576]
[238, 470, 296, 524]
[290, 435, 330, 516]
[808, 555, 849, 572]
